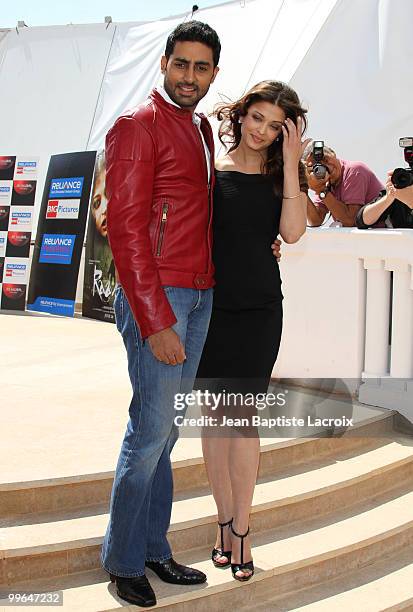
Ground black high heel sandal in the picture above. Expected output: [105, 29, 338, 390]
[212, 518, 233, 568]
[230, 523, 254, 581]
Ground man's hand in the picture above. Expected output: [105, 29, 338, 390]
[148, 327, 186, 365]
[271, 238, 282, 262]
[306, 170, 330, 195]
[305, 160, 330, 195]
[384, 171, 397, 207]
[388, 171, 413, 209]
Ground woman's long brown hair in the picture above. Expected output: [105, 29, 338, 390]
[216, 80, 308, 197]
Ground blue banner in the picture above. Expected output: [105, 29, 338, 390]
[27, 152, 96, 317]
[49, 176, 84, 198]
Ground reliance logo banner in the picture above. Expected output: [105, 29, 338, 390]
[10, 207, 33, 229]
[49, 177, 84, 199]
[0, 232, 6, 257]
[27, 150, 97, 317]
[0, 181, 12, 205]
[39, 233, 76, 265]
[15, 161, 38, 176]
[4, 261, 28, 282]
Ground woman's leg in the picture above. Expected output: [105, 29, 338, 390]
[227, 306, 282, 578]
[201, 424, 233, 564]
[197, 306, 280, 572]
[229, 432, 260, 578]
[201, 403, 260, 572]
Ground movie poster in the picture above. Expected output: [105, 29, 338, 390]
[0, 156, 38, 311]
[82, 150, 115, 323]
[27, 151, 96, 317]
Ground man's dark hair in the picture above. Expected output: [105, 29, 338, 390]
[165, 21, 221, 67]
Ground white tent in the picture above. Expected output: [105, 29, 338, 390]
[1, 0, 412, 228]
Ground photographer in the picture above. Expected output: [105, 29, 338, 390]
[303, 141, 383, 227]
[357, 138, 413, 229]
[356, 179, 413, 229]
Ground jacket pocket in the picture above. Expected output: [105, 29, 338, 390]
[155, 202, 169, 257]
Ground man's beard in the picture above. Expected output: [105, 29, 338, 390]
[163, 78, 203, 108]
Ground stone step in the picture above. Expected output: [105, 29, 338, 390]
[1, 487, 413, 611]
[2, 436, 412, 586]
[0, 411, 395, 519]
[242, 543, 413, 611]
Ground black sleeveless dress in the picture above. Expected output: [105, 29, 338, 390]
[196, 170, 283, 395]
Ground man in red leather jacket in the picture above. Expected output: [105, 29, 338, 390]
[101, 21, 220, 607]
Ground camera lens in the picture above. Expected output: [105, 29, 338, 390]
[391, 168, 413, 189]
[313, 164, 327, 180]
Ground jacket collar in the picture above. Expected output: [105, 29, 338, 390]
[156, 85, 180, 108]
[150, 88, 214, 156]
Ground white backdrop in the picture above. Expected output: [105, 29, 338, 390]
[0, 0, 412, 230]
[87, 0, 339, 151]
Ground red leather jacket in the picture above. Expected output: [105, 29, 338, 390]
[105, 89, 215, 338]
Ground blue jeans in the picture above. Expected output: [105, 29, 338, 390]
[101, 285, 213, 577]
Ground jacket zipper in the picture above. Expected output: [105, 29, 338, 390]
[194, 122, 212, 274]
[194, 123, 209, 186]
[156, 202, 168, 256]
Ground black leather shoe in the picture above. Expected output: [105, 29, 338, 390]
[145, 558, 207, 585]
[109, 573, 156, 607]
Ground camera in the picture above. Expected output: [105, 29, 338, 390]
[391, 137, 413, 189]
[312, 140, 329, 180]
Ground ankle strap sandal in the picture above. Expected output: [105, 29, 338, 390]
[230, 523, 254, 581]
[212, 517, 233, 568]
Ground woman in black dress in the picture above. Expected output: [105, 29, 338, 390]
[196, 81, 309, 581]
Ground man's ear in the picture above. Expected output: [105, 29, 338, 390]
[160, 55, 168, 74]
[210, 65, 219, 84]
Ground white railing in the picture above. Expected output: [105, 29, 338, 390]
[274, 227, 413, 420]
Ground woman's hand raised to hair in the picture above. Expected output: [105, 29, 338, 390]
[282, 117, 311, 170]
